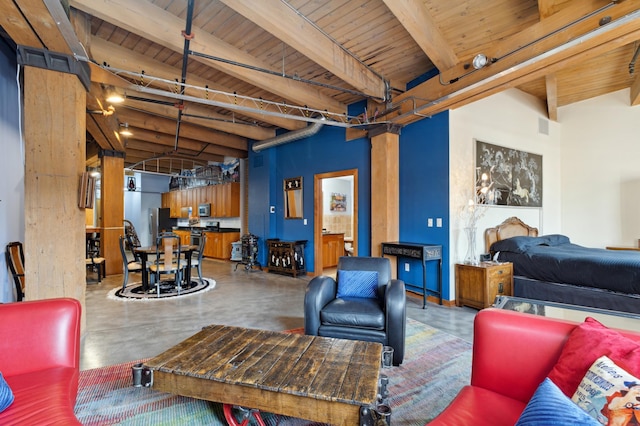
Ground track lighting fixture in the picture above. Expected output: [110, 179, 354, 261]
[106, 86, 125, 104]
[119, 123, 133, 137]
[472, 54, 491, 70]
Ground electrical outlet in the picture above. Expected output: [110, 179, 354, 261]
[436, 218, 442, 227]
[404, 263, 410, 272]
[269, 206, 275, 213]
[427, 218, 433, 227]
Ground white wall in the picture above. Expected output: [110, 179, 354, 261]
[559, 89, 640, 248]
[449, 89, 563, 297]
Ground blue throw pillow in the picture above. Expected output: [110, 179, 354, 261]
[337, 270, 378, 298]
[515, 378, 600, 426]
[541, 234, 571, 246]
[491, 236, 543, 254]
[0, 372, 14, 413]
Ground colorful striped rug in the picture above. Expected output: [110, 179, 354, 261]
[75, 319, 471, 425]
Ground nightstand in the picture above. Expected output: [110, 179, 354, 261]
[455, 262, 513, 309]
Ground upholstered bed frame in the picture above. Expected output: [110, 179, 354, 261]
[484, 217, 640, 314]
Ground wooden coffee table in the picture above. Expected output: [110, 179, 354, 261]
[140, 324, 384, 425]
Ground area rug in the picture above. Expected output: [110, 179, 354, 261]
[107, 278, 215, 301]
[75, 319, 471, 425]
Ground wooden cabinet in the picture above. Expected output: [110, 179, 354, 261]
[203, 232, 240, 260]
[162, 182, 240, 218]
[455, 262, 513, 309]
[322, 233, 344, 268]
[174, 230, 191, 245]
[267, 239, 307, 277]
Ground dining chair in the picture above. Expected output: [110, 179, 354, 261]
[118, 235, 149, 291]
[149, 233, 186, 296]
[123, 219, 143, 262]
[5, 241, 25, 301]
[190, 234, 206, 284]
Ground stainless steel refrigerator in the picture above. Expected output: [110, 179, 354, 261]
[149, 208, 173, 244]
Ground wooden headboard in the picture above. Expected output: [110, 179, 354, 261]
[484, 217, 539, 253]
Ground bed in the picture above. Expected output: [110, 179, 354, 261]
[484, 217, 640, 314]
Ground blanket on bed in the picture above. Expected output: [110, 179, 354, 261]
[492, 235, 640, 295]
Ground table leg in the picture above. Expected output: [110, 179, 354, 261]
[422, 260, 427, 309]
[140, 253, 149, 291]
[184, 252, 192, 285]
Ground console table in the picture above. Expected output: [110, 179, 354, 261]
[381, 242, 442, 308]
[267, 239, 307, 277]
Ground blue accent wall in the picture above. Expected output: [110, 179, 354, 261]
[398, 111, 450, 299]
[247, 102, 451, 300]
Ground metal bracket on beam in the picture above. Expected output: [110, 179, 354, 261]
[16, 45, 91, 91]
[99, 149, 126, 159]
[367, 122, 403, 138]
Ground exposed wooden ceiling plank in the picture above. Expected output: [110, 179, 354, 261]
[122, 96, 276, 141]
[88, 36, 306, 131]
[0, 1, 44, 47]
[384, 1, 640, 125]
[631, 72, 640, 106]
[545, 73, 558, 121]
[125, 126, 245, 159]
[14, 0, 72, 54]
[86, 83, 126, 151]
[219, 0, 386, 100]
[86, 114, 113, 150]
[70, 0, 347, 114]
[381, 0, 458, 70]
[120, 107, 247, 152]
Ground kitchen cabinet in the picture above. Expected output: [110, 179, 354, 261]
[174, 230, 191, 245]
[203, 231, 240, 260]
[162, 182, 240, 218]
[322, 233, 344, 268]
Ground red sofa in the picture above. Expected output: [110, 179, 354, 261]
[0, 298, 82, 425]
[429, 308, 640, 425]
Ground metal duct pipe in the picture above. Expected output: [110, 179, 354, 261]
[252, 118, 325, 152]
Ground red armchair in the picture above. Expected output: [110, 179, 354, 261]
[429, 308, 640, 425]
[0, 298, 82, 425]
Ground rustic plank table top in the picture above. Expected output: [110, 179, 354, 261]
[144, 324, 382, 425]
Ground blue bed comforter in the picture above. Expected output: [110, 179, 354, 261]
[492, 235, 640, 295]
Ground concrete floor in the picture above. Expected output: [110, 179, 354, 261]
[81, 259, 478, 370]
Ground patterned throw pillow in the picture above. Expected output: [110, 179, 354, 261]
[336, 270, 378, 298]
[571, 356, 640, 425]
[0, 372, 14, 413]
[516, 378, 600, 426]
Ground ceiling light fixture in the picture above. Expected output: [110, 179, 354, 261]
[119, 123, 133, 137]
[106, 86, 125, 104]
[472, 53, 491, 70]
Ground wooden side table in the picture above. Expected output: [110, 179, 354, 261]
[455, 262, 513, 309]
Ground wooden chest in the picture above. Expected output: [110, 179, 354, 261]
[455, 262, 513, 309]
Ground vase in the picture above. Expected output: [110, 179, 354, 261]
[464, 227, 479, 265]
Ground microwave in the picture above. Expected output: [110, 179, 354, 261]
[198, 203, 211, 217]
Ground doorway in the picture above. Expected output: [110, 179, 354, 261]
[314, 169, 358, 276]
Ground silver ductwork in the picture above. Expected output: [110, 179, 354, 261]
[251, 118, 325, 152]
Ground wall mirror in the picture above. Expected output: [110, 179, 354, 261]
[284, 177, 303, 219]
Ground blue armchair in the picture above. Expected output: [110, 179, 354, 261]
[304, 256, 406, 365]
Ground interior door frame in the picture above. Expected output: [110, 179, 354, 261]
[314, 168, 358, 276]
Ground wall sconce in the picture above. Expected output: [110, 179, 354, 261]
[119, 123, 133, 137]
[105, 86, 125, 104]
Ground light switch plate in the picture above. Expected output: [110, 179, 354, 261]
[436, 218, 442, 227]
[427, 218, 433, 227]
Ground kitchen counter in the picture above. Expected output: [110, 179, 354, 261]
[173, 226, 240, 233]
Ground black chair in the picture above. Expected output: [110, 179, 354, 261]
[304, 256, 406, 365]
[5, 241, 25, 301]
[118, 235, 151, 290]
[123, 219, 142, 262]
[190, 234, 206, 284]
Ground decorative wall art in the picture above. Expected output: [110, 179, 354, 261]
[330, 193, 347, 211]
[475, 140, 542, 207]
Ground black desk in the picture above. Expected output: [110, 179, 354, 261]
[381, 242, 443, 308]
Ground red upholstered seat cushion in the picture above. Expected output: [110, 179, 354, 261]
[547, 317, 640, 397]
[0, 368, 80, 425]
[427, 386, 527, 426]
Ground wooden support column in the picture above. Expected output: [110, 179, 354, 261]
[370, 127, 400, 262]
[100, 151, 125, 275]
[23, 66, 86, 323]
